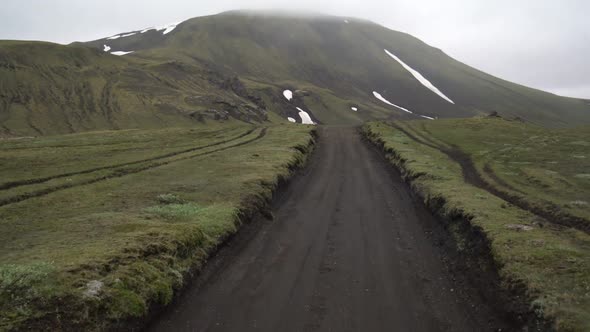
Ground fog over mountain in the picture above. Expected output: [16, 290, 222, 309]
[2, 0, 589, 98]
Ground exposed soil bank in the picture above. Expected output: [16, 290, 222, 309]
[362, 125, 552, 331]
[148, 126, 511, 332]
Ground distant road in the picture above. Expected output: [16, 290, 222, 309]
[148, 127, 508, 332]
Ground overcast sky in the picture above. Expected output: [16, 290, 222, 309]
[2, 0, 589, 98]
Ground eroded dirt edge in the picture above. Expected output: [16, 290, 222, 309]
[121, 128, 320, 331]
[361, 125, 554, 332]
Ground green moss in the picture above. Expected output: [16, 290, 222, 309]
[0, 262, 59, 330]
[107, 288, 147, 319]
[145, 203, 203, 220]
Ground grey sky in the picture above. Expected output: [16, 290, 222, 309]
[2, 0, 589, 98]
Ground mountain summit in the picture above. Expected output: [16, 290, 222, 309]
[1, 11, 589, 136]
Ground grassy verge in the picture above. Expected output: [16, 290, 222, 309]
[394, 118, 590, 224]
[362, 120, 590, 331]
[0, 123, 316, 331]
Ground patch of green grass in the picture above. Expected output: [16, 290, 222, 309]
[0, 123, 315, 330]
[363, 120, 590, 331]
[0, 262, 55, 301]
[145, 203, 203, 219]
[0, 262, 59, 330]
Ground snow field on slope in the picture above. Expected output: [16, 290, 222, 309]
[384, 49, 455, 104]
[373, 92, 412, 113]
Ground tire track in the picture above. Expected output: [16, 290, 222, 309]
[389, 122, 590, 234]
[387, 121, 443, 151]
[0, 128, 267, 208]
[482, 163, 526, 195]
[0, 131, 240, 150]
[0, 128, 257, 191]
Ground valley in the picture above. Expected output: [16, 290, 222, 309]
[1, 9, 590, 332]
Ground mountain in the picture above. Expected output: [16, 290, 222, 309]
[1, 10, 589, 136]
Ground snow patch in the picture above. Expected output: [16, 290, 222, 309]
[106, 35, 121, 40]
[344, 20, 349, 24]
[351, 107, 358, 111]
[420, 115, 435, 120]
[384, 49, 455, 104]
[283, 90, 293, 101]
[141, 22, 181, 35]
[372, 91, 412, 113]
[103, 45, 111, 52]
[296, 107, 315, 125]
[287, 117, 296, 123]
[121, 32, 137, 38]
[111, 51, 134, 56]
[162, 23, 179, 35]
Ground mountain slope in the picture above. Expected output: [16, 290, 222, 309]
[2, 11, 589, 136]
[0, 41, 269, 137]
[84, 11, 590, 127]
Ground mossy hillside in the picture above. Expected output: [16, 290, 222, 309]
[0, 41, 271, 137]
[86, 11, 590, 127]
[363, 121, 590, 331]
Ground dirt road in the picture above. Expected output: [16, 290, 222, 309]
[148, 127, 508, 332]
